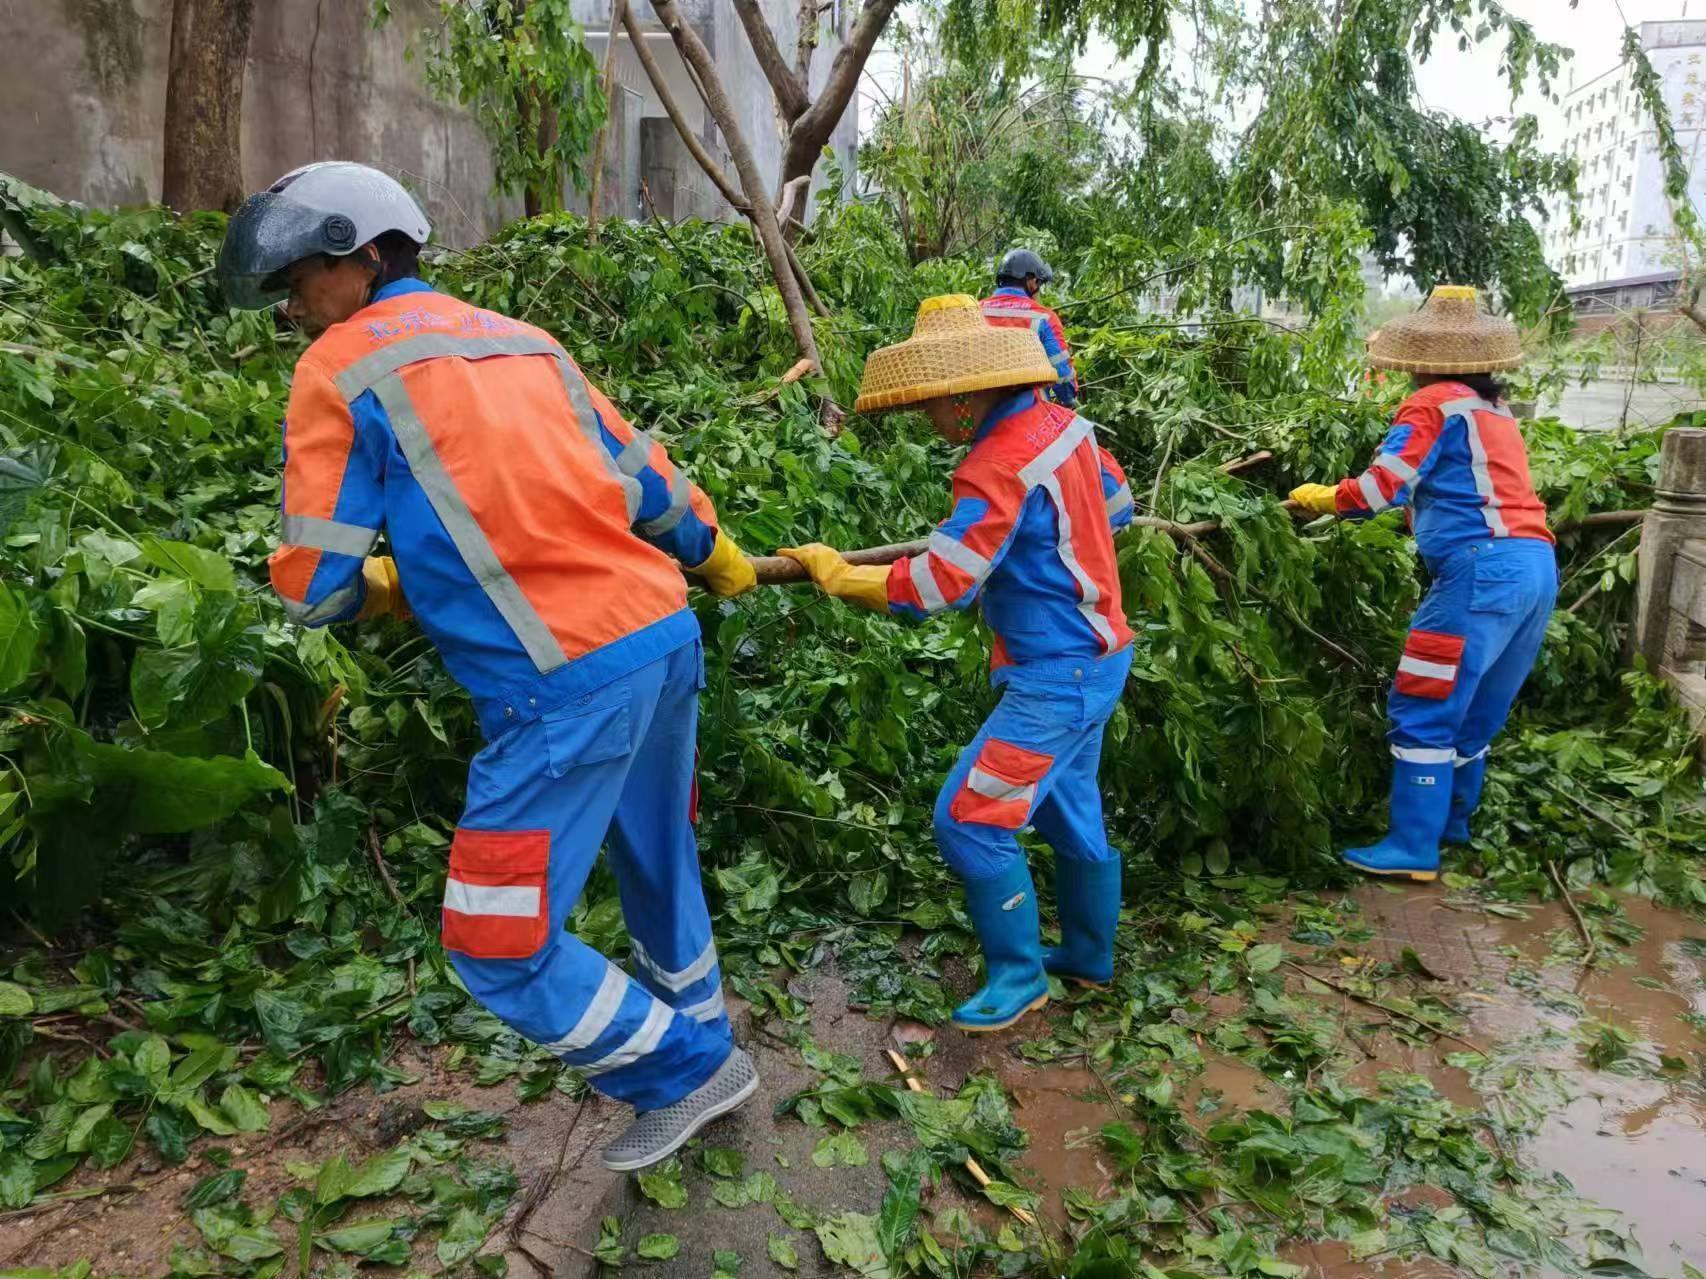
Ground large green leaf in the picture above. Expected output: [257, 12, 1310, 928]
[141, 537, 235, 592]
[71, 738, 286, 835]
[0, 582, 39, 695]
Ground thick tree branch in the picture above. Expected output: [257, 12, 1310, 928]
[795, 0, 821, 84]
[732, 0, 810, 121]
[621, 6, 746, 211]
[780, 0, 900, 186]
[648, 0, 822, 369]
[619, 6, 827, 320]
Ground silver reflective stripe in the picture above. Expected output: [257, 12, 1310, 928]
[371, 373, 567, 673]
[1042, 474, 1119, 648]
[1106, 482, 1133, 517]
[615, 431, 655, 477]
[1442, 395, 1509, 537]
[579, 1000, 672, 1076]
[631, 938, 719, 994]
[909, 552, 948, 612]
[280, 514, 378, 558]
[928, 531, 992, 583]
[550, 354, 643, 524]
[281, 582, 359, 625]
[335, 330, 565, 399]
[1391, 745, 1454, 764]
[1357, 471, 1389, 513]
[547, 965, 629, 1056]
[678, 988, 726, 1023]
[1397, 655, 1456, 681]
[443, 880, 539, 917]
[637, 467, 690, 537]
[1454, 746, 1490, 768]
[967, 767, 1034, 805]
[1373, 452, 1418, 483]
[1018, 414, 1095, 488]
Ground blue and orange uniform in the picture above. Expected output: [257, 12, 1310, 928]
[981, 288, 1079, 406]
[271, 278, 736, 1110]
[887, 388, 1132, 880]
[1328, 378, 1557, 874]
[889, 387, 1132, 1023]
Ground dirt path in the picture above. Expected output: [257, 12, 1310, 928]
[5, 883, 1702, 1277]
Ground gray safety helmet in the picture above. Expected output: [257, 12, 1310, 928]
[996, 248, 1053, 288]
[218, 161, 431, 310]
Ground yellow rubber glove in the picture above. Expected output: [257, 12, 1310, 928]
[777, 543, 891, 612]
[356, 556, 409, 621]
[1289, 483, 1340, 517]
[688, 530, 758, 598]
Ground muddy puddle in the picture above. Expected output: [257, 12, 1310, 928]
[967, 883, 1706, 1276]
[1313, 885, 1706, 1275]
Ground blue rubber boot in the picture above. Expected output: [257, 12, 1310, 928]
[1342, 756, 1453, 882]
[951, 861, 1050, 1033]
[1442, 752, 1487, 845]
[1042, 857, 1121, 988]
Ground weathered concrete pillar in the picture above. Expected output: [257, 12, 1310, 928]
[1634, 429, 1706, 735]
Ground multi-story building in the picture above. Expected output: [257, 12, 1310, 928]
[1549, 19, 1706, 315]
[0, 0, 857, 245]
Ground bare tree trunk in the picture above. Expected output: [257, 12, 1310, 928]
[776, 0, 900, 196]
[648, 0, 821, 370]
[585, 0, 628, 243]
[161, 0, 256, 213]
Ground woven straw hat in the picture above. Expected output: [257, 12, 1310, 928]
[1367, 285, 1523, 374]
[855, 294, 1060, 413]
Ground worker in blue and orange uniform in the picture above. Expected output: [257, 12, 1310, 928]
[219, 162, 761, 1171]
[1289, 285, 1557, 882]
[780, 296, 1134, 1033]
[982, 249, 1078, 406]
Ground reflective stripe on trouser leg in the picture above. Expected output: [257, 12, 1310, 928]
[1387, 542, 1557, 769]
[933, 673, 1108, 882]
[448, 645, 730, 1111]
[606, 640, 732, 1042]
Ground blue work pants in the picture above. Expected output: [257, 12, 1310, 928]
[443, 639, 731, 1111]
[933, 648, 1132, 882]
[1387, 538, 1558, 768]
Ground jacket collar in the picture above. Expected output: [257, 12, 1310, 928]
[372, 277, 434, 303]
[975, 388, 1043, 442]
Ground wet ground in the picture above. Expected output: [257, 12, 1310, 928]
[3, 883, 1702, 1277]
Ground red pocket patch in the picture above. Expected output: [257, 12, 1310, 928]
[441, 829, 550, 960]
[1393, 629, 1465, 700]
[949, 739, 1054, 830]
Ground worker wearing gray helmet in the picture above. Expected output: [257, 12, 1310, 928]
[220, 161, 760, 1173]
[981, 249, 1078, 406]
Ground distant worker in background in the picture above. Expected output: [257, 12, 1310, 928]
[1289, 285, 1556, 882]
[779, 296, 1134, 1034]
[982, 249, 1079, 406]
[219, 162, 761, 1172]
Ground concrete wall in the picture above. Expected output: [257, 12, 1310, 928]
[2, 0, 517, 245]
[2, 0, 857, 246]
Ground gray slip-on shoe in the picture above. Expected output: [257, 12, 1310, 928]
[601, 1047, 759, 1172]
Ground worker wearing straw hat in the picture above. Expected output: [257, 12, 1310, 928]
[1290, 285, 1557, 881]
[779, 295, 1136, 1033]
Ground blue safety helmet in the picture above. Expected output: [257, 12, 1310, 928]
[996, 248, 1054, 288]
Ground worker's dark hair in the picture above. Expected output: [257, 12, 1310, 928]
[369, 230, 422, 288]
[1417, 371, 1508, 402]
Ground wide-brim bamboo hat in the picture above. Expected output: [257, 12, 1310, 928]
[855, 294, 1060, 413]
[1367, 284, 1523, 374]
